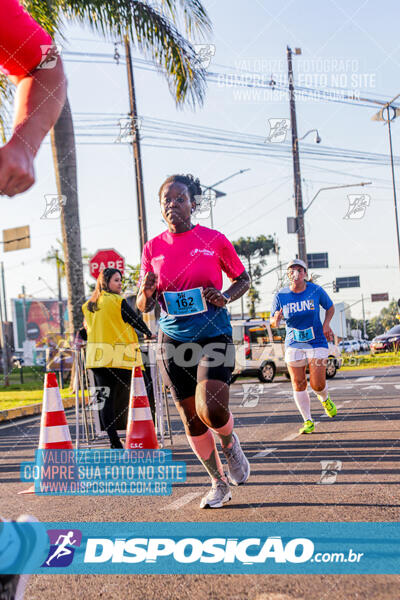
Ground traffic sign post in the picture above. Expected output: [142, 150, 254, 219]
[307, 252, 329, 269]
[371, 293, 389, 302]
[336, 276, 360, 290]
[89, 249, 125, 280]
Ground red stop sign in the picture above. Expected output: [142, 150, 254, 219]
[90, 248, 125, 280]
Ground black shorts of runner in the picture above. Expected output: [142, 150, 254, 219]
[157, 331, 236, 402]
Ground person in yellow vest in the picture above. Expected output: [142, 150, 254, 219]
[82, 268, 153, 448]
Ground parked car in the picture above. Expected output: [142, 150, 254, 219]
[371, 325, 400, 353]
[340, 339, 364, 353]
[349, 339, 360, 352]
[359, 339, 370, 352]
[231, 319, 342, 382]
[339, 340, 352, 354]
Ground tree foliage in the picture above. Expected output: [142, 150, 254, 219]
[366, 299, 400, 339]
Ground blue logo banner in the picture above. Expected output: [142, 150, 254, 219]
[1, 522, 400, 575]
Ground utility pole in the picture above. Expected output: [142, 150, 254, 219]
[124, 36, 148, 253]
[0, 290, 9, 386]
[21, 285, 27, 342]
[287, 46, 307, 264]
[55, 250, 64, 388]
[1, 262, 7, 321]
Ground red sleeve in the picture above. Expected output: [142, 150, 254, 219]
[0, 0, 52, 77]
[218, 233, 245, 279]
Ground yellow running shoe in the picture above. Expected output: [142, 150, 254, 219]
[322, 395, 337, 418]
[299, 420, 315, 434]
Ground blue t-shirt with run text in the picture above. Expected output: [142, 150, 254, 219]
[271, 282, 333, 348]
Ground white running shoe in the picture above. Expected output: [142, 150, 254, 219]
[222, 432, 250, 486]
[199, 479, 232, 509]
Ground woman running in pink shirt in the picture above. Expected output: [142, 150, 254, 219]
[0, 0, 66, 196]
[137, 174, 251, 508]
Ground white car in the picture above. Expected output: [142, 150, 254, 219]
[360, 339, 370, 352]
[339, 340, 352, 353]
[349, 339, 361, 352]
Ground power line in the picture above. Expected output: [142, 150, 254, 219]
[62, 49, 400, 110]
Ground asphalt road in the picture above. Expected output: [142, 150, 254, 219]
[1, 365, 400, 599]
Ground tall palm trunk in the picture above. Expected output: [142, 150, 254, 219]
[50, 96, 85, 336]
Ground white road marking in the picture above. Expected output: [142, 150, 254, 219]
[253, 447, 278, 458]
[161, 491, 203, 511]
[163, 377, 397, 510]
[362, 385, 383, 390]
[355, 376, 374, 382]
[0, 414, 41, 430]
[326, 386, 354, 391]
[395, 385, 400, 390]
[283, 431, 299, 441]
[282, 422, 320, 440]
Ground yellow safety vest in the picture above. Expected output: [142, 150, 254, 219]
[82, 292, 143, 370]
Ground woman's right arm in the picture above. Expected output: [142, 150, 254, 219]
[269, 294, 283, 328]
[270, 309, 283, 328]
[136, 272, 158, 313]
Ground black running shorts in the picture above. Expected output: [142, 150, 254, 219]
[157, 331, 236, 402]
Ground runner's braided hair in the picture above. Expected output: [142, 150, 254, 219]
[158, 174, 202, 207]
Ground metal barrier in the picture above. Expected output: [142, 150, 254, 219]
[72, 341, 173, 449]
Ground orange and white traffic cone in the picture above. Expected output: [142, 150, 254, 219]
[125, 367, 158, 450]
[19, 372, 73, 495]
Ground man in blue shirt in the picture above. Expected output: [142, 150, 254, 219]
[271, 259, 337, 434]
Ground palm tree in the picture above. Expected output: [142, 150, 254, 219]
[1, 0, 211, 334]
[43, 239, 92, 280]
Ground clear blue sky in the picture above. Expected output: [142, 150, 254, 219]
[2, 0, 399, 322]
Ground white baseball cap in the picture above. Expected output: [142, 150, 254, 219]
[287, 259, 307, 271]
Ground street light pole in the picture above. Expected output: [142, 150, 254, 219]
[372, 93, 400, 273]
[203, 169, 251, 228]
[303, 182, 372, 214]
[361, 294, 366, 338]
[287, 46, 306, 263]
[339, 297, 367, 340]
[385, 107, 400, 271]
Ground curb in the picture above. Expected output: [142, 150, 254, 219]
[0, 397, 76, 423]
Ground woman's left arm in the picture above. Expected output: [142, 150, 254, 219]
[203, 270, 250, 308]
[322, 305, 335, 341]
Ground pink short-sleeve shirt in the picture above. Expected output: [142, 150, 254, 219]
[140, 224, 245, 299]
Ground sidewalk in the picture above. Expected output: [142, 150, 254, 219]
[0, 396, 76, 423]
